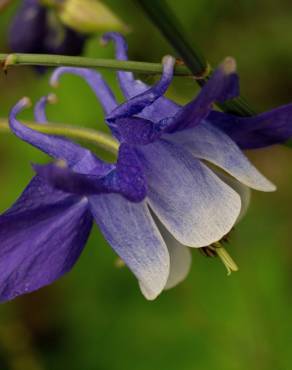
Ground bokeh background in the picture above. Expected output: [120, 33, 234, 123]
[0, 1, 292, 369]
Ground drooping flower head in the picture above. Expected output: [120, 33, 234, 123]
[3, 33, 292, 302]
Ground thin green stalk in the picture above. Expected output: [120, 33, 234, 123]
[0, 119, 119, 154]
[0, 53, 192, 76]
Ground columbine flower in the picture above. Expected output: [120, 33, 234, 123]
[2, 33, 288, 303]
[1, 94, 150, 302]
[9, 0, 86, 57]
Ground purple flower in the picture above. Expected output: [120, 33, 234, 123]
[9, 0, 86, 57]
[1, 33, 284, 302]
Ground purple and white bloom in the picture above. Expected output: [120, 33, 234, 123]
[9, 0, 86, 57]
[3, 32, 292, 303]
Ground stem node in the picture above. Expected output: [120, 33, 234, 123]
[1, 54, 17, 74]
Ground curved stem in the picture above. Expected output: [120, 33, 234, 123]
[0, 119, 119, 154]
[135, 0, 207, 77]
[0, 53, 193, 76]
[135, 0, 256, 116]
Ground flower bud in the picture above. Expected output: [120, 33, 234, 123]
[9, 0, 47, 53]
[57, 0, 129, 34]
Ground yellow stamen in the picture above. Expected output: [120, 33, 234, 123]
[213, 242, 239, 275]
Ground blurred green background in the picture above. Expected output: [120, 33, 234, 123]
[0, 1, 292, 369]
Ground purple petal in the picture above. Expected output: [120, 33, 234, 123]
[106, 55, 175, 122]
[101, 32, 150, 98]
[89, 195, 170, 300]
[137, 140, 241, 247]
[34, 144, 147, 202]
[208, 105, 292, 149]
[34, 94, 57, 124]
[162, 58, 239, 133]
[113, 144, 147, 202]
[113, 116, 159, 145]
[0, 180, 92, 302]
[9, 98, 101, 172]
[50, 67, 118, 115]
[168, 121, 275, 191]
[33, 162, 115, 196]
[4, 176, 71, 217]
[32, 94, 109, 175]
[102, 32, 180, 122]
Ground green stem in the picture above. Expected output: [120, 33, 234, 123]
[135, 0, 207, 77]
[0, 53, 193, 76]
[0, 119, 119, 154]
[136, 0, 292, 147]
[135, 0, 256, 116]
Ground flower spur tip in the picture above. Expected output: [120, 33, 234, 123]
[20, 97, 32, 108]
[99, 36, 109, 47]
[162, 55, 176, 66]
[47, 93, 58, 105]
[221, 57, 237, 75]
[100, 32, 115, 45]
[50, 79, 59, 88]
[50, 70, 62, 88]
[55, 159, 68, 169]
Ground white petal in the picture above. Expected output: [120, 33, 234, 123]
[89, 195, 170, 300]
[168, 121, 276, 192]
[165, 244, 192, 290]
[214, 169, 251, 222]
[138, 141, 241, 247]
[153, 216, 192, 290]
[163, 232, 192, 289]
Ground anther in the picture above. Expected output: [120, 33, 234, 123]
[212, 242, 239, 275]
